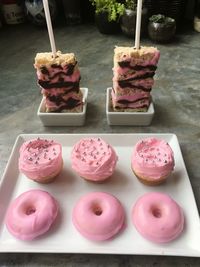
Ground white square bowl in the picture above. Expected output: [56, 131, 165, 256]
[106, 87, 154, 126]
[37, 88, 88, 126]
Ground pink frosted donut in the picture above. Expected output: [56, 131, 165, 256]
[71, 137, 118, 182]
[19, 138, 63, 183]
[72, 192, 125, 241]
[131, 138, 175, 185]
[5, 189, 59, 241]
[132, 192, 184, 243]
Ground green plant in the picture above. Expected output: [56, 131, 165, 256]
[149, 14, 175, 25]
[90, 0, 125, 21]
[124, 0, 137, 11]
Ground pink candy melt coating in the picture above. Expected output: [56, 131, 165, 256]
[37, 68, 80, 84]
[131, 138, 174, 179]
[111, 89, 150, 102]
[113, 67, 155, 79]
[132, 192, 184, 243]
[6, 189, 59, 240]
[113, 78, 154, 90]
[72, 192, 125, 241]
[45, 92, 82, 110]
[71, 138, 118, 181]
[19, 138, 62, 181]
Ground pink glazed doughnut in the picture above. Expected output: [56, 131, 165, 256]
[71, 137, 118, 182]
[132, 192, 184, 243]
[131, 138, 175, 185]
[5, 189, 59, 241]
[19, 138, 63, 183]
[72, 192, 125, 241]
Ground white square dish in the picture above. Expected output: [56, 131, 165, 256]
[0, 133, 200, 256]
[106, 88, 154, 126]
[37, 88, 88, 126]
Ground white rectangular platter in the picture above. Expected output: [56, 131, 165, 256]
[0, 133, 200, 256]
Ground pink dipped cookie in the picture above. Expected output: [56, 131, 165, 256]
[6, 189, 59, 241]
[19, 138, 63, 183]
[72, 192, 125, 241]
[131, 138, 174, 185]
[132, 192, 184, 243]
[71, 137, 118, 182]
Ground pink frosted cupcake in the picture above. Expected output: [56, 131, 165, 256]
[131, 138, 175, 185]
[19, 138, 63, 183]
[71, 137, 118, 182]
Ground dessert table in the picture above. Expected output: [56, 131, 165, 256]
[0, 23, 200, 266]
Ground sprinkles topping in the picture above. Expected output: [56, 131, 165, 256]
[73, 138, 115, 167]
[23, 138, 61, 168]
[136, 138, 174, 169]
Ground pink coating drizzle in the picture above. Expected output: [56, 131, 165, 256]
[71, 138, 118, 181]
[113, 67, 155, 79]
[113, 79, 154, 90]
[45, 92, 82, 110]
[36, 67, 80, 83]
[42, 88, 78, 96]
[111, 89, 150, 101]
[131, 138, 175, 180]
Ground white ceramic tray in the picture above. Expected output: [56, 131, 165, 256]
[37, 88, 88, 126]
[0, 133, 200, 256]
[106, 88, 154, 126]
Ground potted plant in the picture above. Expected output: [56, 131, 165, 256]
[194, 0, 200, 33]
[148, 14, 176, 43]
[120, 0, 148, 37]
[90, 0, 125, 34]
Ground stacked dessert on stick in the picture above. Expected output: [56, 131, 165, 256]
[35, 0, 83, 113]
[34, 51, 83, 112]
[112, 46, 160, 112]
[111, 0, 160, 112]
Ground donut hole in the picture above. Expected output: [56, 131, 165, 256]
[92, 204, 103, 216]
[26, 206, 36, 215]
[151, 206, 162, 218]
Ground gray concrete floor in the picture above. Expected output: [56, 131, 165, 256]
[0, 22, 200, 266]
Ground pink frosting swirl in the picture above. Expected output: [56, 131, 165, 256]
[71, 138, 118, 181]
[131, 138, 174, 179]
[19, 138, 62, 181]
